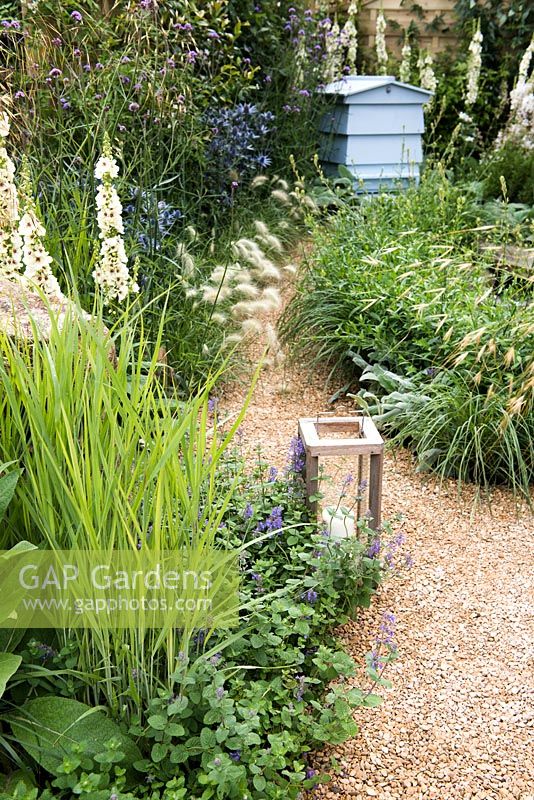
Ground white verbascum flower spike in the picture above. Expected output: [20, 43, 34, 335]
[0, 112, 23, 280]
[399, 39, 412, 84]
[465, 21, 483, 106]
[418, 51, 437, 96]
[93, 133, 138, 304]
[18, 157, 63, 299]
[375, 11, 388, 75]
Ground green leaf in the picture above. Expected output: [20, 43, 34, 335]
[253, 775, 266, 791]
[0, 466, 21, 522]
[151, 743, 168, 763]
[147, 714, 167, 731]
[8, 698, 142, 783]
[363, 693, 383, 707]
[0, 653, 22, 699]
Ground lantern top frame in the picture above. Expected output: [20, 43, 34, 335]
[298, 415, 383, 457]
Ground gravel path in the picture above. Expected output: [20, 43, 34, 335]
[219, 286, 534, 800]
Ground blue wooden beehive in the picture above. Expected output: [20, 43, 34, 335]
[319, 75, 432, 193]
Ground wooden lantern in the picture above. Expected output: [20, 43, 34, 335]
[298, 414, 384, 531]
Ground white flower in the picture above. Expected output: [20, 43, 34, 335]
[340, 9, 358, 72]
[418, 52, 437, 94]
[458, 111, 473, 123]
[94, 155, 120, 180]
[465, 23, 483, 106]
[399, 41, 411, 84]
[375, 11, 388, 74]
[0, 113, 10, 138]
[323, 18, 343, 83]
[93, 136, 135, 304]
[18, 211, 46, 238]
[517, 35, 534, 87]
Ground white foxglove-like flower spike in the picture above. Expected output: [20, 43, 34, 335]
[399, 41, 412, 84]
[465, 22, 483, 106]
[93, 134, 137, 304]
[375, 11, 388, 75]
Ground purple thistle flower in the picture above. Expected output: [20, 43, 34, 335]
[70, 10, 83, 23]
[73, 48, 81, 57]
[129, 102, 140, 112]
[48, 68, 62, 78]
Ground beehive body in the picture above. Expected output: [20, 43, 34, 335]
[319, 76, 432, 193]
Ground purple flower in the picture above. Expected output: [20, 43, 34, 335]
[258, 505, 283, 534]
[121, 55, 131, 64]
[128, 102, 140, 112]
[208, 397, 218, 413]
[120, 75, 130, 84]
[306, 768, 317, 779]
[118, 124, 126, 132]
[83, 63, 91, 72]
[207, 29, 220, 39]
[367, 537, 381, 558]
[287, 436, 305, 473]
[267, 466, 278, 482]
[70, 10, 83, 23]
[59, 97, 71, 110]
[295, 674, 306, 702]
[48, 68, 62, 78]
[51, 37, 62, 46]
[73, 48, 81, 57]
[14, 90, 25, 99]
[244, 503, 254, 520]
[231, 180, 239, 189]
[229, 750, 241, 762]
[256, 153, 271, 168]
[210, 653, 222, 666]
[95, 62, 104, 70]
[215, 686, 225, 699]
[213, 757, 222, 767]
[301, 588, 318, 604]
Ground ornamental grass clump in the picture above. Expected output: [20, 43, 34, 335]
[282, 170, 534, 496]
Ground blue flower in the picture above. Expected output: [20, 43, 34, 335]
[244, 503, 254, 520]
[301, 589, 318, 604]
[229, 750, 241, 762]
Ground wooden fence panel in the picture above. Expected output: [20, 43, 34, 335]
[341, 0, 459, 56]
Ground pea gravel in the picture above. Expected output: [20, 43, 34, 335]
[219, 292, 534, 800]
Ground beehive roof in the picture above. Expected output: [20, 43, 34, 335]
[321, 75, 433, 102]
